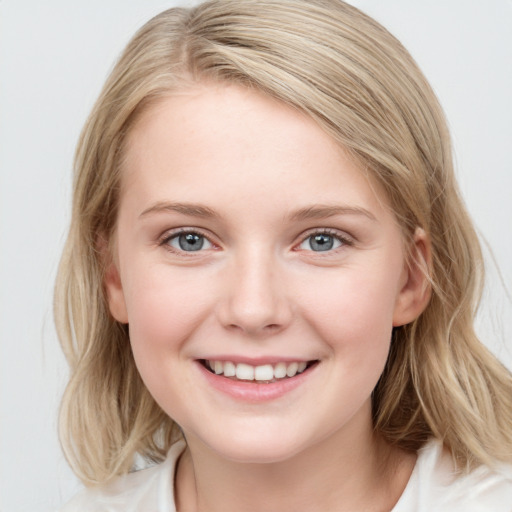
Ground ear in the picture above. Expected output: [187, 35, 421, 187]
[98, 235, 129, 324]
[392, 228, 432, 327]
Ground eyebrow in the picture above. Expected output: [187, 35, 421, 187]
[139, 202, 219, 219]
[139, 202, 376, 222]
[289, 205, 376, 222]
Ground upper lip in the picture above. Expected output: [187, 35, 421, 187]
[198, 356, 317, 365]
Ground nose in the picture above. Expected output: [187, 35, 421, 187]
[216, 248, 293, 337]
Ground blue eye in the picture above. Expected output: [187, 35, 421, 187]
[167, 232, 213, 252]
[299, 233, 343, 252]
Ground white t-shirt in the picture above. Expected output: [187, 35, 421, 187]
[60, 439, 512, 511]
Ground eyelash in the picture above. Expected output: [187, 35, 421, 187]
[158, 228, 217, 256]
[158, 227, 354, 255]
[295, 228, 354, 254]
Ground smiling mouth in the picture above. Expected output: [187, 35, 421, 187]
[200, 359, 318, 383]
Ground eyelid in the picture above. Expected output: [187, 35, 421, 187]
[156, 226, 354, 254]
[294, 228, 355, 251]
[158, 227, 218, 254]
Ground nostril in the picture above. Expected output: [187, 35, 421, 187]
[227, 323, 282, 334]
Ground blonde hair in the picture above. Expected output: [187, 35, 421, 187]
[55, 0, 512, 484]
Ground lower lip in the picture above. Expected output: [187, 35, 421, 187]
[196, 361, 317, 403]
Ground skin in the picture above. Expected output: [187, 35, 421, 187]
[105, 83, 431, 512]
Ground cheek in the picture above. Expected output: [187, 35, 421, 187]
[122, 268, 215, 416]
[302, 267, 400, 332]
[308, 279, 397, 415]
[122, 267, 213, 365]
[297, 266, 400, 373]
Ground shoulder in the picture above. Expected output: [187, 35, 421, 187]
[58, 440, 186, 512]
[394, 439, 512, 512]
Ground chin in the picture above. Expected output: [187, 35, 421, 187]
[188, 423, 310, 465]
[216, 441, 303, 465]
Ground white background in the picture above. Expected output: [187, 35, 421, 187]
[1, 1, 511, 510]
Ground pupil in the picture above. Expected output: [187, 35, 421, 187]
[179, 233, 204, 251]
[311, 234, 333, 251]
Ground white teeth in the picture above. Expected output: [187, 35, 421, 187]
[236, 363, 254, 380]
[214, 361, 223, 375]
[254, 364, 274, 381]
[274, 362, 287, 379]
[223, 361, 236, 377]
[205, 360, 311, 382]
[286, 362, 299, 377]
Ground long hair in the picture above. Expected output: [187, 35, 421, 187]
[55, 0, 512, 484]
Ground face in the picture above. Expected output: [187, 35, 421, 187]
[106, 83, 428, 464]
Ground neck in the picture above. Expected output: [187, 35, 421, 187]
[175, 416, 415, 512]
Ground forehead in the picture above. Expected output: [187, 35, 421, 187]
[121, 83, 394, 221]
[124, 83, 345, 173]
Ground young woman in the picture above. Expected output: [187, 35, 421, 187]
[56, 1, 512, 510]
